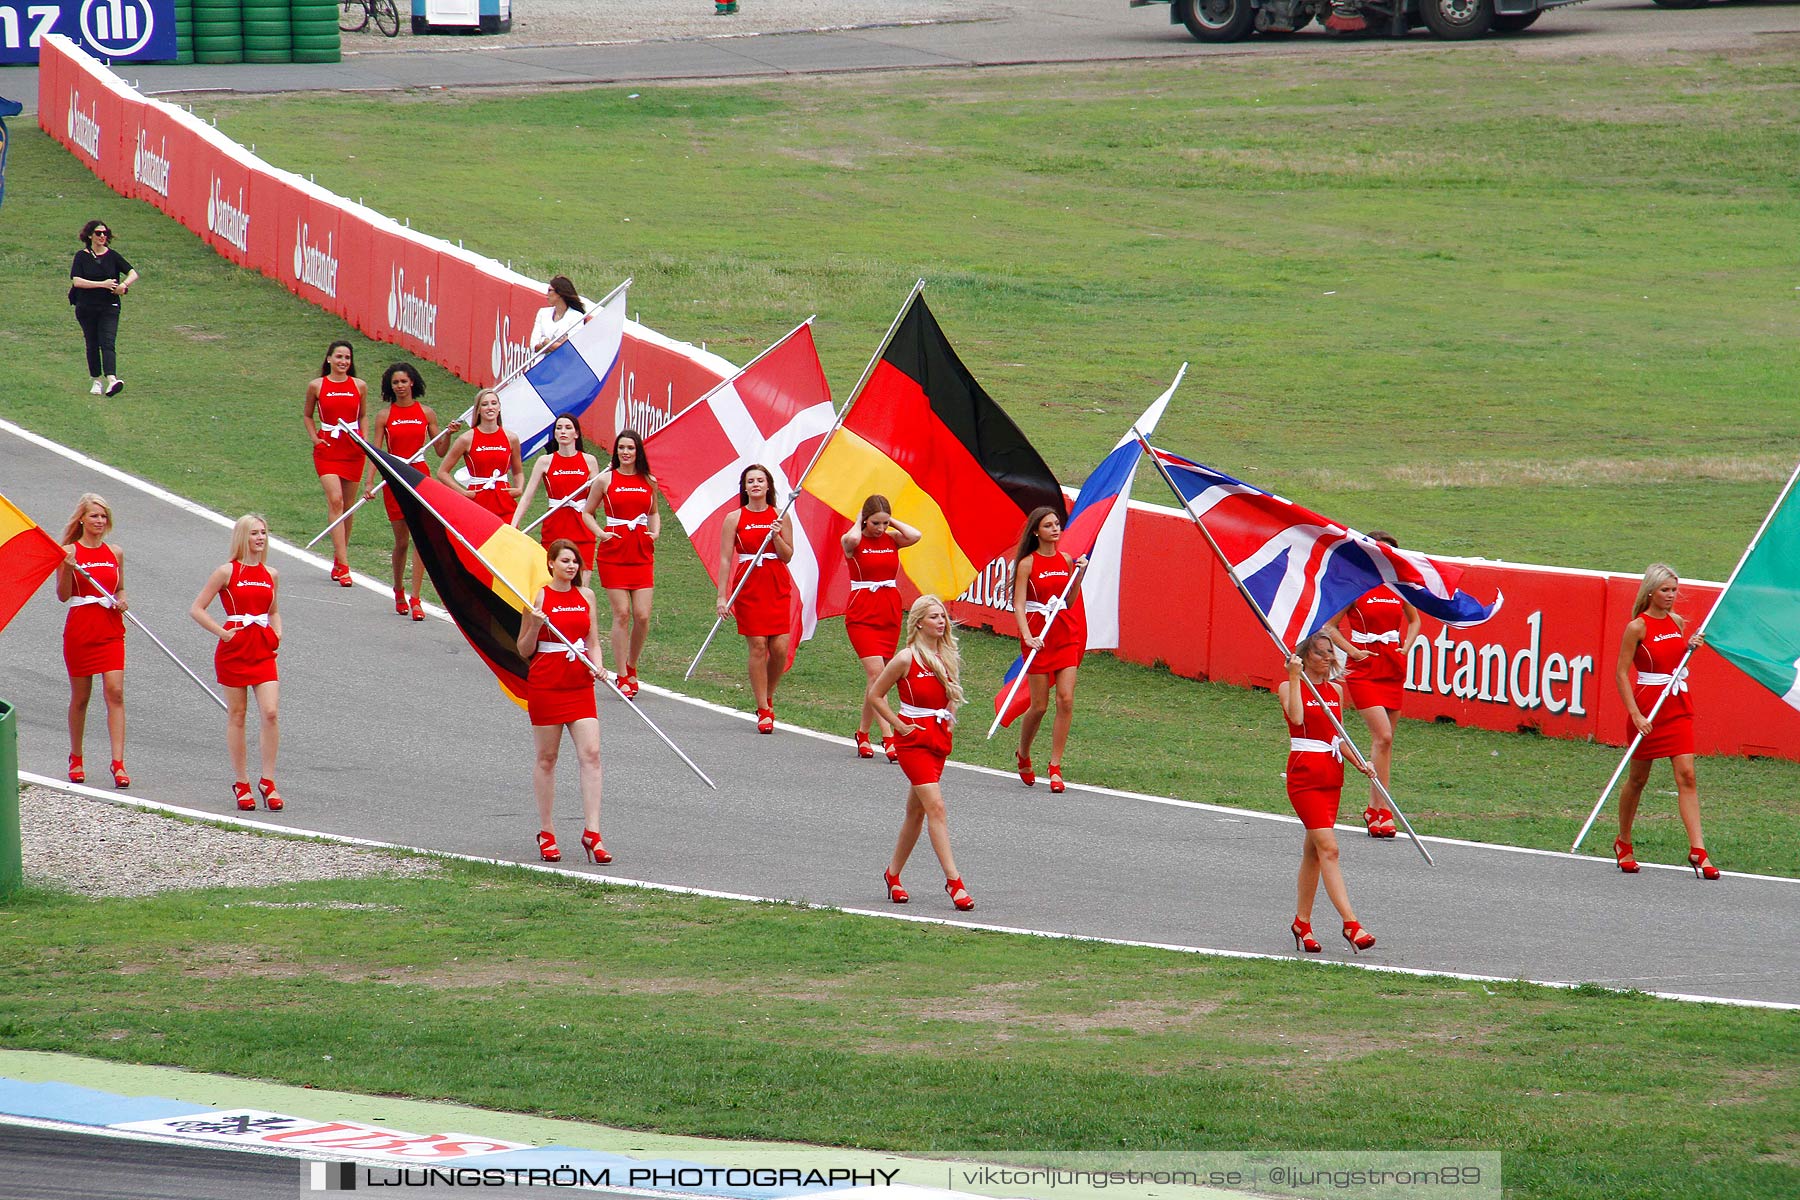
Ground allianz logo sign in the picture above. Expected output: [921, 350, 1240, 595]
[66, 90, 101, 159]
[491, 312, 530, 380]
[206, 176, 250, 252]
[133, 129, 170, 197]
[82, 0, 158, 57]
[293, 220, 339, 298]
[387, 265, 438, 347]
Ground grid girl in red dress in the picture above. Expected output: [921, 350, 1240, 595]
[1011, 506, 1087, 794]
[302, 340, 367, 587]
[841, 494, 921, 763]
[190, 515, 284, 812]
[57, 493, 130, 788]
[714, 464, 793, 734]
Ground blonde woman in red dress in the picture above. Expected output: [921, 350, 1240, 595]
[1011, 506, 1087, 794]
[1281, 632, 1378, 955]
[303, 340, 367, 587]
[190, 515, 284, 812]
[516, 539, 609, 866]
[57, 493, 130, 788]
[1328, 530, 1421, 839]
[593, 429, 662, 699]
[439, 389, 522, 521]
[715, 464, 793, 734]
[360, 362, 451, 621]
[841, 494, 921, 763]
[866, 595, 974, 912]
[1612, 563, 1717, 879]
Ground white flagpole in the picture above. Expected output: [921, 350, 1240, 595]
[986, 560, 1087, 741]
[684, 287, 921, 681]
[354, 431, 716, 790]
[1571, 457, 1800, 854]
[64, 559, 228, 712]
[308, 435, 455, 550]
[1135, 431, 1433, 866]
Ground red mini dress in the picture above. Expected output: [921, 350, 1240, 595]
[214, 561, 279, 688]
[1020, 551, 1087, 675]
[596, 470, 657, 591]
[540, 452, 597, 570]
[312, 377, 365, 481]
[729, 505, 793, 639]
[1342, 589, 1408, 711]
[845, 533, 902, 660]
[894, 655, 955, 786]
[62, 543, 125, 677]
[380, 402, 432, 522]
[527, 587, 598, 727]
[463, 426, 515, 520]
[1630, 611, 1694, 761]
[1285, 682, 1346, 831]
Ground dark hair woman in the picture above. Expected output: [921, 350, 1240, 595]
[361, 362, 450, 620]
[69, 220, 139, 396]
[592, 429, 662, 699]
[715, 464, 794, 734]
[531, 275, 588, 353]
[1010, 506, 1087, 794]
[303, 340, 368, 587]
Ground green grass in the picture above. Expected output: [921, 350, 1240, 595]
[2, 865, 1796, 1199]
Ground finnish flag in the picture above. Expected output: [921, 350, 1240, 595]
[495, 285, 626, 458]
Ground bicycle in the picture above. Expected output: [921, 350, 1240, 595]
[339, 0, 402, 38]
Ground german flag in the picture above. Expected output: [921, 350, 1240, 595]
[363, 446, 551, 708]
[0, 492, 66, 636]
[806, 291, 1064, 599]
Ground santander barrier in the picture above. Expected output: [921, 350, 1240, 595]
[38, 37, 1800, 763]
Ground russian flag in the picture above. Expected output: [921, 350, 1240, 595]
[494, 284, 626, 459]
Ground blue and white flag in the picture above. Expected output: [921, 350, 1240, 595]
[0, 95, 21, 211]
[495, 286, 626, 458]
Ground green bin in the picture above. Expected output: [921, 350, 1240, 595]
[0, 699, 20, 900]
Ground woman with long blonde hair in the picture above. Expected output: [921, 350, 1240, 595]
[190, 515, 284, 812]
[866, 595, 975, 912]
[57, 493, 130, 787]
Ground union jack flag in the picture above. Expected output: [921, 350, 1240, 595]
[1147, 447, 1500, 650]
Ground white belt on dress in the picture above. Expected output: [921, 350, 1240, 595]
[1290, 736, 1343, 761]
[899, 702, 954, 723]
[225, 614, 270, 629]
[468, 470, 508, 492]
[536, 637, 588, 661]
[606, 513, 649, 529]
[321, 419, 360, 440]
[1351, 630, 1400, 646]
[68, 595, 116, 610]
[850, 579, 897, 593]
[1637, 667, 1688, 696]
[547, 493, 590, 513]
[737, 552, 774, 565]
[1024, 597, 1065, 617]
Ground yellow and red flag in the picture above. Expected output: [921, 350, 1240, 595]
[0, 493, 66, 635]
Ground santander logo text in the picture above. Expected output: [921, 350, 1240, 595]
[206, 177, 250, 252]
[614, 370, 681, 438]
[67, 91, 101, 160]
[387, 266, 439, 347]
[491, 312, 531, 381]
[1405, 610, 1596, 718]
[293, 221, 339, 298]
[133, 129, 171, 197]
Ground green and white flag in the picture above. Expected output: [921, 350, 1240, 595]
[1705, 469, 1800, 711]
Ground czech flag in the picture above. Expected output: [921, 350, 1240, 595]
[0, 492, 66, 635]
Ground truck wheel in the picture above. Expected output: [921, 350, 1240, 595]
[1418, 0, 1495, 38]
[1178, 0, 1257, 42]
[1492, 10, 1540, 30]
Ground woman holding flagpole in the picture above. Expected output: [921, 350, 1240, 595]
[190, 515, 284, 813]
[303, 341, 368, 587]
[362, 363, 451, 621]
[512, 414, 604, 574]
[716, 464, 794, 735]
[439, 389, 522, 521]
[593, 429, 661, 700]
[842, 494, 920, 762]
[1281, 631, 1378, 954]
[58, 493, 129, 789]
[516, 539, 609, 866]
[530, 276, 586, 353]
[867, 595, 974, 912]
[1612, 564, 1717, 879]
[1012, 507, 1087, 794]
[1329, 531, 1421, 840]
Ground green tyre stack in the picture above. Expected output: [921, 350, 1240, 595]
[289, 0, 342, 63]
[191, 0, 243, 63]
[173, 0, 195, 64]
[243, 0, 294, 63]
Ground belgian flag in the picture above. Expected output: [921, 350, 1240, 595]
[362, 445, 550, 708]
[0, 492, 66, 635]
[807, 291, 1065, 599]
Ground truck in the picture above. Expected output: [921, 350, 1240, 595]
[1132, 0, 1582, 42]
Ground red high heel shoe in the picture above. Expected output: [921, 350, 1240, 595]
[882, 736, 898, 764]
[623, 665, 639, 699]
[1290, 919, 1321, 953]
[1363, 806, 1382, 838]
[258, 778, 284, 812]
[756, 707, 774, 734]
[1015, 751, 1035, 787]
[393, 588, 408, 615]
[1047, 763, 1065, 794]
[855, 730, 874, 759]
[110, 760, 131, 790]
[232, 781, 255, 811]
[1612, 838, 1640, 874]
[581, 830, 612, 864]
[68, 755, 85, 784]
[409, 595, 425, 622]
[945, 877, 974, 912]
[883, 868, 909, 904]
[331, 561, 352, 587]
[1375, 808, 1397, 839]
[1688, 847, 1720, 881]
[537, 830, 561, 862]
[1342, 921, 1376, 954]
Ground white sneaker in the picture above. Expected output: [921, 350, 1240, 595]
[105, 379, 125, 397]
[90, 379, 103, 394]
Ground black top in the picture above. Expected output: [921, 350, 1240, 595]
[69, 247, 133, 310]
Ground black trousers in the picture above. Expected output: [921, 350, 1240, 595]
[75, 305, 120, 377]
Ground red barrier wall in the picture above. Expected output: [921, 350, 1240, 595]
[37, 36, 1799, 762]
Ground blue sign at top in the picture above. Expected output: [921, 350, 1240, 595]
[1, 1, 179, 65]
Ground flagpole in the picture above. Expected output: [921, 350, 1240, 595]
[64, 559, 227, 712]
[306, 276, 633, 551]
[986, 560, 1087, 740]
[1135, 431, 1434, 866]
[353, 431, 717, 791]
[1570, 457, 1800, 854]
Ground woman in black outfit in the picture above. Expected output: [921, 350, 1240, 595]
[69, 220, 139, 397]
